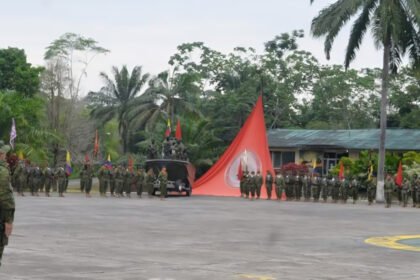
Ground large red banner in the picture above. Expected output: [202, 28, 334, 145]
[193, 95, 274, 198]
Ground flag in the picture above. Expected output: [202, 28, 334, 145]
[237, 159, 243, 180]
[165, 119, 171, 137]
[338, 161, 344, 179]
[93, 129, 99, 156]
[368, 163, 373, 181]
[9, 118, 16, 149]
[312, 159, 317, 169]
[65, 151, 72, 176]
[395, 160, 403, 187]
[104, 154, 112, 170]
[128, 156, 134, 172]
[85, 153, 90, 163]
[17, 151, 24, 160]
[175, 119, 182, 140]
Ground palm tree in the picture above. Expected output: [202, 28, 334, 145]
[128, 70, 201, 131]
[87, 65, 150, 154]
[310, 0, 419, 202]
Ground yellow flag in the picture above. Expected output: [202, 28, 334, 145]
[17, 151, 24, 160]
[66, 151, 71, 163]
[368, 164, 373, 181]
[312, 159, 317, 169]
[107, 154, 111, 162]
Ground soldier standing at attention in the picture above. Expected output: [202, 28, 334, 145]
[367, 176, 376, 205]
[284, 172, 293, 201]
[124, 167, 133, 198]
[109, 167, 116, 197]
[84, 164, 93, 198]
[294, 173, 302, 201]
[114, 165, 124, 198]
[255, 170, 263, 199]
[384, 174, 395, 208]
[13, 161, 25, 196]
[239, 169, 245, 198]
[0, 142, 15, 266]
[79, 166, 86, 193]
[136, 168, 145, 198]
[146, 168, 156, 198]
[243, 170, 250, 199]
[97, 166, 105, 197]
[349, 176, 359, 204]
[56, 167, 67, 197]
[158, 167, 168, 200]
[265, 170, 273, 200]
[401, 178, 410, 207]
[415, 175, 420, 208]
[274, 172, 285, 201]
[302, 174, 310, 202]
[320, 175, 328, 202]
[248, 171, 257, 201]
[340, 176, 349, 203]
[411, 174, 418, 208]
[43, 166, 54, 197]
[312, 174, 321, 202]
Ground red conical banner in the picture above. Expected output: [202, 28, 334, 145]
[193, 95, 274, 198]
[338, 161, 344, 180]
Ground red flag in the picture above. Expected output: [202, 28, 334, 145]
[395, 161, 403, 187]
[338, 161, 344, 179]
[93, 130, 99, 156]
[175, 119, 182, 140]
[164, 119, 171, 137]
[237, 160, 243, 180]
[85, 153, 90, 163]
[128, 156, 134, 172]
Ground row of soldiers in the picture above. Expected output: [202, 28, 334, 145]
[147, 137, 188, 160]
[240, 170, 420, 207]
[11, 161, 69, 197]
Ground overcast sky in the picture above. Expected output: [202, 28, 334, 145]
[1, 0, 385, 95]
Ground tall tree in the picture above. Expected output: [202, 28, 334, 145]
[0, 47, 43, 97]
[310, 0, 420, 201]
[87, 65, 150, 154]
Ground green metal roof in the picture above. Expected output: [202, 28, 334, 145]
[267, 129, 420, 151]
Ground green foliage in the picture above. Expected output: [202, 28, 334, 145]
[0, 48, 43, 97]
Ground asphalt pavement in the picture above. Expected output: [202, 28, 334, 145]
[1, 193, 420, 280]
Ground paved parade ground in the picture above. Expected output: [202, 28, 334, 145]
[2, 194, 420, 280]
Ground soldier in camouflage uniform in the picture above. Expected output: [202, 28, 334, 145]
[43, 166, 54, 197]
[415, 175, 420, 208]
[274, 172, 285, 201]
[265, 170, 273, 200]
[83, 164, 94, 198]
[0, 142, 15, 266]
[248, 171, 257, 201]
[384, 174, 395, 208]
[312, 174, 321, 202]
[114, 165, 124, 198]
[243, 170, 249, 199]
[284, 172, 293, 201]
[340, 176, 349, 203]
[401, 178, 410, 208]
[125, 167, 135, 198]
[13, 161, 25, 196]
[158, 167, 168, 200]
[79, 167, 86, 193]
[56, 167, 67, 197]
[136, 168, 145, 198]
[294, 173, 302, 201]
[146, 168, 156, 198]
[349, 176, 359, 204]
[32, 166, 42, 196]
[302, 174, 311, 201]
[255, 170, 263, 199]
[97, 166, 106, 197]
[331, 177, 340, 203]
[320, 175, 328, 202]
[367, 176, 376, 205]
[411, 174, 418, 208]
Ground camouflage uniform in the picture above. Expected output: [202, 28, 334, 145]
[367, 177, 376, 205]
[114, 166, 124, 197]
[340, 178, 349, 203]
[415, 177, 420, 208]
[274, 174, 285, 200]
[285, 174, 294, 200]
[125, 169, 134, 198]
[146, 169, 156, 198]
[401, 178, 410, 207]
[320, 176, 328, 202]
[97, 167, 106, 196]
[349, 178, 359, 204]
[384, 176, 395, 208]
[158, 169, 168, 199]
[294, 175, 302, 201]
[0, 144, 15, 266]
[13, 162, 25, 196]
[136, 169, 145, 198]
[82, 166, 93, 196]
[312, 175, 321, 202]
[255, 171, 263, 199]
[411, 175, 418, 208]
[248, 172, 256, 200]
[302, 175, 311, 201]
[56, 167, 67, 197]
[43, 167, 54, 197]
[265, 171, 273, 200]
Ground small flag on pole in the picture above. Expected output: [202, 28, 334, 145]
[93, 130, 99, 157]
[104, 154, 112, 170]
[338, 161, 344, 179]
[175, 119, 182, 140]
[128, 156, 134, 172]
[395, 160, 403, 187]
[10, 118, 16, 149]
[65, 151, 72, 176]
[165, 119, 171, 137]
[368, 163, 373, 181]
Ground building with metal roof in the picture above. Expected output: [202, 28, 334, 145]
[267, 129, 420, 175]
